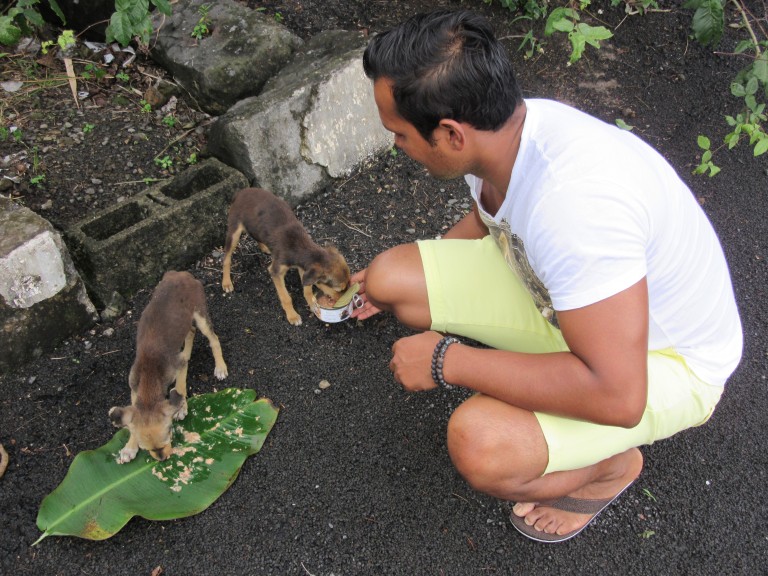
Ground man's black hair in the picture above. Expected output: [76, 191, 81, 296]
[363, 10, 523, 143]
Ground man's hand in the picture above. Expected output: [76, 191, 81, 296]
[389, 331, 444, 391]
[349, 268, 382, 320]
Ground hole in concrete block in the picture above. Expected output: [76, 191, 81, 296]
[159, 164, 221, 200]
[81, 201, 149, 241]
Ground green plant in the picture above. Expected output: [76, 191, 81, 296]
[191, 2, 213, 41]
[0, 0, 65, 46]
[161, 115, 177, 128]
[30, 174, 45, 185]
[40, 29, 75, 55]
[115, 71, 130, 82]
[686, 0, 767, 174]
[641, 487, 657, 502]
[34, 389, 278, 543]
[154, 155, 173, 169]
[139, 99, 152, 113]
[186, 152, 199, 165]
[615, 118, 634, 131]
[274, 12, 284, 23]
[83, 123, 95, 134]
[544, 3, 614, 64]
[694, 135, 723, 177]
[81, 62, 106, 81]
[105, 0, 173, 48]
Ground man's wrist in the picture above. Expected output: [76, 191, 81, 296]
[431, 336, 460, 389]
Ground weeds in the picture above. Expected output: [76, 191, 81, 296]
[191, 3, 213, 41]
[689, 0, 768, 175]
[154, 155, 173, 170]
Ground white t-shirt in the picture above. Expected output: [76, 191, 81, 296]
[465, 99, 742, 386]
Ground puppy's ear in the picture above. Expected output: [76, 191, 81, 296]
[109, 406, 134, 428]
[301, 264, 321, 286]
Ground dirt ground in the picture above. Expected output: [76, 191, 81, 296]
[1, 1, 767, 575]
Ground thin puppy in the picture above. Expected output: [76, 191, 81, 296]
[109, 271, 228, 464]
[222, 187, 350, 325]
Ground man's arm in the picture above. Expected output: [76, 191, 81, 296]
[439, 278, 650, 427]
[442, 204, 488, 239]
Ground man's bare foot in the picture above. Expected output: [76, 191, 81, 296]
[512, 448, 643, 537]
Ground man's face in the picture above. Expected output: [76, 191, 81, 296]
[373, 79, 466, 180]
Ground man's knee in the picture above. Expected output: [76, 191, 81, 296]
[366, 243, 427, 316]
[447, 396, 547, 496]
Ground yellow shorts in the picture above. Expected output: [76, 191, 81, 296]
[418, 236, 724, 474]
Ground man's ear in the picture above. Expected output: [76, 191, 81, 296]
[109, 405, 134, 428]
[438, 119, 466, 150]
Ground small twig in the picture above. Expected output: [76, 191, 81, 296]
[0, 444, 8, 479]
[94, 349, 121, 357]
[336, 216, 372, 238]
[300, 563, 316, 576]
[113, 178, 168, 186]
[153, 119, 215, 160]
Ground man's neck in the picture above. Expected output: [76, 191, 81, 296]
[472, 101, 527, 201]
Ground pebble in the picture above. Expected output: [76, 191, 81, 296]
[103, 328, 114, 337]
[318, 380, 331, 390]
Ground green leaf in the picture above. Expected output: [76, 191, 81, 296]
[22, 8, 45, 27]
[545, 7, 577, 36]
[106, 11, 133, 46]
[569, 33, 586, 63]
[48, 0, 67, 25]
[688, 0, 724, 46]
[730, 82, 746, 97]
[35, 388, 279, 543]
[615, 118, 634, 131]
[578, 23, 613, 48]
[126, 0, 150, 26]
[697, 134, 711, 150]
[753, 54, 768, 84]
[0, 16, 22, 46]
[754, 138, 768, 157]
[152, 0, 173, 17]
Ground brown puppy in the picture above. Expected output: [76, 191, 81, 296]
[109, 271, 228, 464]
[222, 187, 351, 325]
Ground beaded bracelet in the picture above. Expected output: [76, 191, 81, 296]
[431, 336, 460, 389]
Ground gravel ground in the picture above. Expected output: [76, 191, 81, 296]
[1, 2, 767, 575]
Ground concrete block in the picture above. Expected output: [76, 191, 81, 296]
[207, 30, 392, 206]
[64, 158, 248, 309]
[0, 197, 98, 374]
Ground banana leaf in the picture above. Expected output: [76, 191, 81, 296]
[35, 388, 279, 544]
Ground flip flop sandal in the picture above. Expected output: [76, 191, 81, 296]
[509, 480, 635, 543]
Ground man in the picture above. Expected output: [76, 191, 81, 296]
[350, 10, 743, 543]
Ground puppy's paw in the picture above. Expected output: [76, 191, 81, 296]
[222, 280, 234, 293]
[214, 364, 228, 380]
[173, 397, 189, 421]
[287, 313, 303, 326]
[116, 446, 138, 464]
